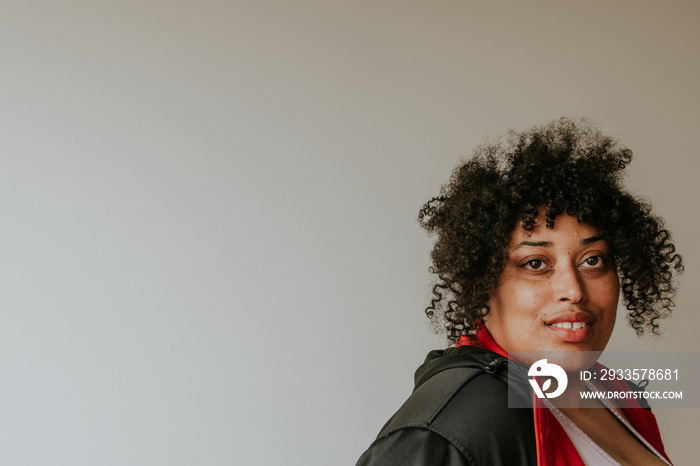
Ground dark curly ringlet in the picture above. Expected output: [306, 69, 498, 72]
[418, 117, 683, 345]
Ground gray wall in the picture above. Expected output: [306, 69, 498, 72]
[1, 1, 698, 465]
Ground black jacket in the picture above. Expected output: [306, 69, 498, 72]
[356, 346, 538, 465]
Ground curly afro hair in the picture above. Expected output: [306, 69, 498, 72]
[418, 117, 683, 345]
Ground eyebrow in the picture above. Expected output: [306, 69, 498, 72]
[580, 235, 604, 246]
[516, 241, 552, 248]
[514, 235, 604, 249]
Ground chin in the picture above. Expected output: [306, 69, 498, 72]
[511, 336, 608, 371]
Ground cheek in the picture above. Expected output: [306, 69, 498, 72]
[594, 277, 621, 311]
[590, 277, 620, 335]
[492, 283, 546, 322]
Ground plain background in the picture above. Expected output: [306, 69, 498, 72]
[1, 1, 698, 465]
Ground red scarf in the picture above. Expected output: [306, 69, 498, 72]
[457, 328, 671, 465]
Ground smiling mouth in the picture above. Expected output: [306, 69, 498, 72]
[549, 322, 590, 330]
[546, 320, 594, 343]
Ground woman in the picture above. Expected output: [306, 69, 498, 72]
[356, 118, 682, 465]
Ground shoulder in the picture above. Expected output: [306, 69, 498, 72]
[356, 428, 475, 466]
[357, 347, 537, 465]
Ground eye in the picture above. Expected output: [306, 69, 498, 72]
[581, 255, 604, 268]
[523, 259, 546, 270]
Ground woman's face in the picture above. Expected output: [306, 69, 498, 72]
[484, 213, 620, 354]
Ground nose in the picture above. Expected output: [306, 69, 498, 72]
[555, 264, 586, 304]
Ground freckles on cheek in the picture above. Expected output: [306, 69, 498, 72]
[498, 288, 541, 322]
[517, 289, 546, 322]
[512, 287, 541, 306]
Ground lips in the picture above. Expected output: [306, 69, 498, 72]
[545, 311, 594, 343]
[551, 321, 588, 330]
